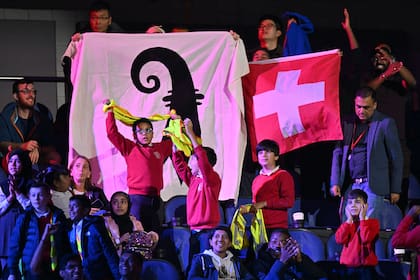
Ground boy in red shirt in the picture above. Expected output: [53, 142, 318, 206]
[335, 189, 380, 279]
[250, 139, 295, 232]
[171, 118, 221, 258]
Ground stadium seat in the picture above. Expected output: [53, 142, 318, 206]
[375, 260, 411, 280]
[289, 228, 325, 262]
[158, 227, 191, 274]
[142, 259, 181, 280]
[164, 195, 187, 225]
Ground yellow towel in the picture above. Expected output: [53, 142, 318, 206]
[102, 99, 197, 156]
[230, 204, 268, 252]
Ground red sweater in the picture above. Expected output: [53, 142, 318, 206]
[392, 215, 420, 280]
[335, 219, 380, 267]
[252, 168, 295, 229]
[106, 112, 172, 195]
[172, 146, 221, 230]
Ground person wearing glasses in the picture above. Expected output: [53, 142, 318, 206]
[248, 12, 313, 61]
[58, 1, 124, 166]
[251, 14, 284, 59]
[105, 108, 177, 232]
[0, 79, 58, 167]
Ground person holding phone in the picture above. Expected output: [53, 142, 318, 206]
[7, 183, 70, 280]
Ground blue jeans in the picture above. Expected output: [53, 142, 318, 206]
[129, 194, 161, 232]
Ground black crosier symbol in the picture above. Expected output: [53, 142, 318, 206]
[130, 47, 204, 137]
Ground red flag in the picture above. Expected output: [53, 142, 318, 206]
[243, 49, 343, 159]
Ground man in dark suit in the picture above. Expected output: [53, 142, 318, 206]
[330, 86, 403, 223]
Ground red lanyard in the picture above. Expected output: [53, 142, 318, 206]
[350, 122, 369, 151]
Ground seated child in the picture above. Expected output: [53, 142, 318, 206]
[335, 189, 380, 279]
[68, 195, 120, 280]
[104, 191, 159, 258]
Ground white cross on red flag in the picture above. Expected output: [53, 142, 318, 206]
[243, 49, 343, 159]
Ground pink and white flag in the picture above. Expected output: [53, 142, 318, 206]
[69, 32, 249, 201]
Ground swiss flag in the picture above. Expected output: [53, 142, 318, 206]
[243, 49, 343, 159]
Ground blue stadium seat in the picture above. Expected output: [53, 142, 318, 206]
[289, 229, 325, 262]
[158, 227, 191, 274]
[164, 195, 187, 225]
[375, 260, 411, 280]
[375, 238, 386, 260]
[326, 233, 342, 261]
[142, 259, 181, 280]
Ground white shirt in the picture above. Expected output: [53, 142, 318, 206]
[203, 249, 236, 279]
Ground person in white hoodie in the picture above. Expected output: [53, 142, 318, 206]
[187, 225, 255, 279]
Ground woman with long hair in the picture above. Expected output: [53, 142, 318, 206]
[0, 149, 33, 272]
[69, 155, 109, 214]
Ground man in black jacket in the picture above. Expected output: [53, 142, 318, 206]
[252, 229, 326, 280]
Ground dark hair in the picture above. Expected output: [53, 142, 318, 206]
[132, 118, 153, 134]
[348, 189, 368, 203]
[89, 1, 111, 13]
[354, 86, 377, 102]
[7, 148, 33, 179]
[12, 79, 34, 94]
[59, 254, 81, 271]
[120, 249, 144, 267]
[258, 14, 283, 31]
[29, 182, 51, 194]
[202, 146, 217, 167]
[70, 195, 92, 211]
[374, 43, 392, 55]
[256, 139, 280, 156]
[270, 228, 290, 239]
[39, 165, 69, 190]
[209, 225, 232, 242]
[110, 191, 131, 215]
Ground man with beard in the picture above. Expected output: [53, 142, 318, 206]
[0, 79, 57, 166]
[342, 8, 417, 213]
[330, 87, 403, 224]
[252, 229, 326, 280]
